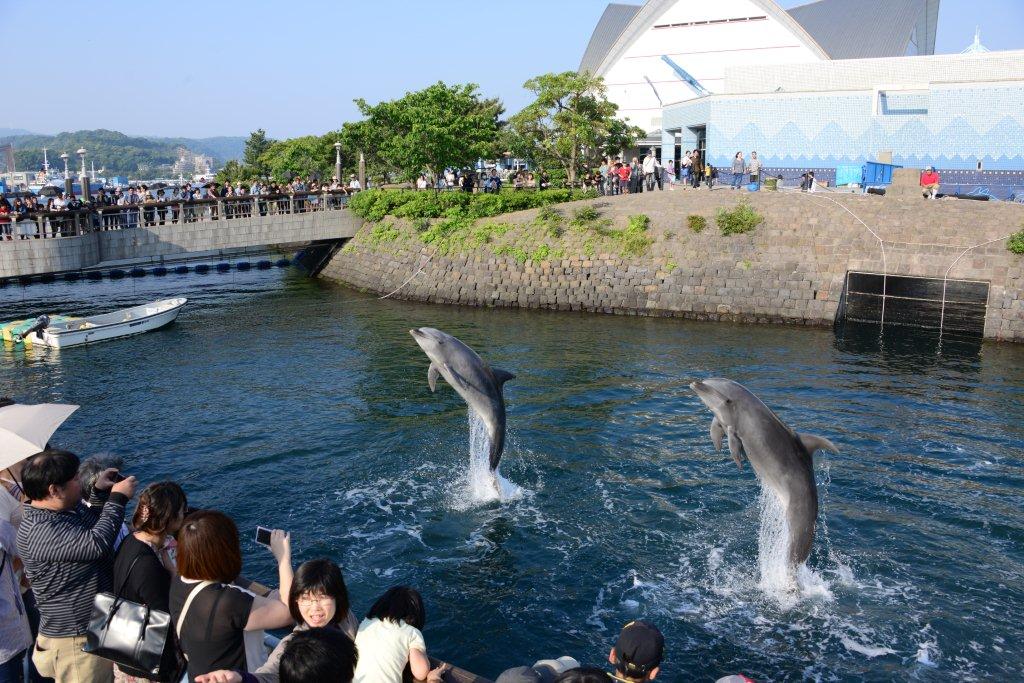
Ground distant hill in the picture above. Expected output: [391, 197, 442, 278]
[0, 129, 245, 177]
[0, 128, 37, 137]
[147, 136, 245, 162]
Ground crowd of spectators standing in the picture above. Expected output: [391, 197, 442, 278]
[0, 176, 360, 241]
[0, 396, 681, 683]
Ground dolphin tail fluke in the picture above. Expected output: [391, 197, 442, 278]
[487, 433, 503, 472]
[427, 362, 440, 393]
[786, 498, 817, 567]
[798, 433, 839, 456]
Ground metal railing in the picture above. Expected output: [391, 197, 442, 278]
[0, 189, 352, 241]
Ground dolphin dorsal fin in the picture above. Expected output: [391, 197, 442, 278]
[492, 368, 516, 387]
[798, 432, 839, 456]
[427, 363, 441, 393]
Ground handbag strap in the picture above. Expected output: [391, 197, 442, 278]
[176, 580, 214, 640]
[115, 554, 143, 600]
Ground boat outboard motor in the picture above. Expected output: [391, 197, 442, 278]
[15, 315, 50, 343]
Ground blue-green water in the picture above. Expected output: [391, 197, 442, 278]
[2, 270, 1022, 682]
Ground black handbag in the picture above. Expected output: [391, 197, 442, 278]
[83, 554, 180, 681]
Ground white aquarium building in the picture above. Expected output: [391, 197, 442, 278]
[580, 0, 939, 137]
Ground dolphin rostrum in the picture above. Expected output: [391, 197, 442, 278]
[690, 378, 838, 567]
[410, 327, 515, 472]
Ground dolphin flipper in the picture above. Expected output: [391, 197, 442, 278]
[427, 363, 441, 393]
[726, 425, 745, 470]
[710, 417, 725, 452]
[797, 433, 839, 456]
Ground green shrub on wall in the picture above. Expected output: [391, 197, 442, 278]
[621, 214, 653, 257]
[716, 202, 763, 236]
[687, 214, 707, 233]
[1008, 228, 1024, 255]
[348, 188, 598, 222]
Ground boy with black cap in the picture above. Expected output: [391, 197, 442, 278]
[608, 619, 664, 682]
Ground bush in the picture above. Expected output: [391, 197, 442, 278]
[687, 214, 707, 233]
[494, 244, 529, 265]
[571, 205, 600, 226]
[368, 222, 400, 244]
[716, 202, 763, 236]
[621, 214, 653, 257]
[533, 206, 564, 237]
[348, 188, 598, 222]
[1009, 228, 1024, 255]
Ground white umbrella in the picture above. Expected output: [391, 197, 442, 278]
[0, 403, 79, 470]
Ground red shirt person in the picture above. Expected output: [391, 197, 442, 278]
[920, 167, 940, 199]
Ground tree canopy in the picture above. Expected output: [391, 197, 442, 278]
[506, 71, 644, 185]
[350, 82, 503, 182]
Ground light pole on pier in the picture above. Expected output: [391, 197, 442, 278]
[334, 142, 342, 185]
[60, 152, 73, 196]
[77, 148, 88, 199]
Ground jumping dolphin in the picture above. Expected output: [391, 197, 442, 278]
[409, 328, 515, 472]
[690, 378, 838, 567]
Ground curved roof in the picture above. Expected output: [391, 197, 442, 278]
[580, 4, 642, 75]
[580, 0, 831, 76]
[786, 0, 939, 59]
[579, 0, 941, 75]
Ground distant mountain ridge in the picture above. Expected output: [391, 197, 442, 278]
[0, 129, 245, 177]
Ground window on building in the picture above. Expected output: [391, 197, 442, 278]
[877, 90, 928, 116]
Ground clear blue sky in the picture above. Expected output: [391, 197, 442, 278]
[3, 0, 1020, 139]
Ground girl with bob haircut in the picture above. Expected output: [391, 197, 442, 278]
[353, 586, 448, 683]
[112, 481, 188, 681]
[169, 510, 293, 679]
[203, 559, 360, 681]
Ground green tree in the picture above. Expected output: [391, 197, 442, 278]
[351, 82, 503, 182]
[216, 160, 245, 184]
[242, 128, 273, 178]
[258, 135, 337, 183]
[506, 71, 644, 186]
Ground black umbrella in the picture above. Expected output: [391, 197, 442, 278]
[149, 181, 169, 190]
[38, 186, 62, 196]
[202, 181, 219, 189]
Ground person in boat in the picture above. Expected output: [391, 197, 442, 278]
[607, 620, 663, 683]
[16, 449, 138, 683]
[554, 668, 616, 683]
[278, 628, 358, 683]
[111, 481, 189, 682]
[352, 586, 448, 683]
[496, 656, 581, 683]
[169, 511, 294, 680]
[199, 558, 359, 683]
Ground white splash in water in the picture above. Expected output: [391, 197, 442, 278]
[756, 484, 832, 606]
[457, 408, 521, 506]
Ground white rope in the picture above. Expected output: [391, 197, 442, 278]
[939, 232, 1020, 336]
[781, 188, 889, 327]
[378, 251, 433, 300]
[779, 185, 1022, 336]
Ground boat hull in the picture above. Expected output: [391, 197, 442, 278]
[35, 298, 187, 348]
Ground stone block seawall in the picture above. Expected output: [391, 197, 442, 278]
[320, 190, 1024, 342]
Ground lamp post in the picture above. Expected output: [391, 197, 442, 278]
[60, 152, 72, 196]
[334, 142, 342, 185]
[77, 148, 88, 199]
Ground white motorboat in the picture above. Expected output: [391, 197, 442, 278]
[14, 298, 187, 349]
